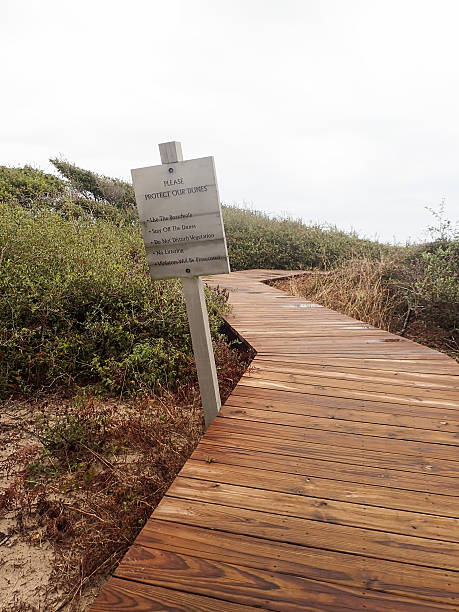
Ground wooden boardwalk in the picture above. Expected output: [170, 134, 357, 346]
[91, 269, 459, 611]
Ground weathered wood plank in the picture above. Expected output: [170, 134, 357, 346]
[180, 459, 459, 516]
[244, 368, 459, 401]
[192, 442, 459, 496]
[248, 360, 459, 391]
[239, 375, 459, 411]
[256, 353, 455, 366]
[220, 405, 459, 445]
[153, 497, 459, 570]
[166, 476, 459, 542]
[206, 418, 459, 462]
[91, 577, 261, 611]
[226, 391, 459, 431]
[228, 386, 459, 424]
[202, 432, 459, 478]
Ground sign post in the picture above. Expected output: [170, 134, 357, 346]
[131, 142, 230, 429]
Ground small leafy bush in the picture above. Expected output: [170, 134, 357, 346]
[0, 203, 228, 397]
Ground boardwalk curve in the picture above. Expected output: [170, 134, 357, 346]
[91, 269, 459, 611]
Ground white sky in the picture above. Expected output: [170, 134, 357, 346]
[2, 0, 459, 243]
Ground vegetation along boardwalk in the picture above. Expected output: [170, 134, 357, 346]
[91, 269, 459, 611]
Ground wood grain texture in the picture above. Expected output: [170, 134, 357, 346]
[153, 497, 459, 570]
[191, 442, 459, 496]
[179, 459, 459, 516]
[228, 385, 459, 424]
[205, 418, 459, 462]
[90, 269, 459, 611]
[164, 475, 459, 542]
[220, 405, 459, 445]
[90, 577, 261, 611]
[202, 432, 459, 478]
[136, 521, 459, 607]
[114, 546, 452, 611]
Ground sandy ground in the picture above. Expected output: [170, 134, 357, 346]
[0, 534, 54, 611]
[0, 398, 105, 611]
[0, 388, 212, 611]
[0, 395, 165, 611]
[0, 400, 57, 611]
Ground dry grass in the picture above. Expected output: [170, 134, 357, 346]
[0, 339, 253, 611]
[274, 256, 458, 360]
[276, 259, 406, 333]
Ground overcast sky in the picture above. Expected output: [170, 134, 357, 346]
[2, 0, 458, 243]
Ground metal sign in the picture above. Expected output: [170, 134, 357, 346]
[131, 156, 230, 280]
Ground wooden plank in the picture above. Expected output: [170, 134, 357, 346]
[202, 432, 459, 478]
[243, 332, 433, 342]
[220, 405, 459, 446]
[254, 357, 458, 374]
[252, 347, 447, 355]
[235, 329, 391, 337]
[241, 334, 429, 342]
[92, 576, 261, 611]
[207, 418, 459, 462]
[249, 360, 459, 390]
[244, 369, 459, 401]
[226, 391, 459, 431]
[255, 353, 455, 365]
[239, 375, 459, 411]
[228, 386, 459, 424]
[153, 497, 459, 570]
[115, 545, 451, 612]
[166, 476, 459, 542]
[180, 459, 459, 517]
[245, 342, 431, 351]
[192, 442, 459, 496]
[136, 520, 459, 607]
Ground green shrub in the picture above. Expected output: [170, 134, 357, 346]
[0, 165, 65, 207]
[222, 205, 391, 271]
[0, 203, 228, 397]
[412, 240, 459, 330]
[0, 162, 398, 397]
[50, 158, 136, 210]
[1, 164, 392, 273]
[0, 164, 137, 226]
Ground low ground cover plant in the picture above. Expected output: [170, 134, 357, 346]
[1, 392, 182, 612]
[1, 338, 249, 610]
